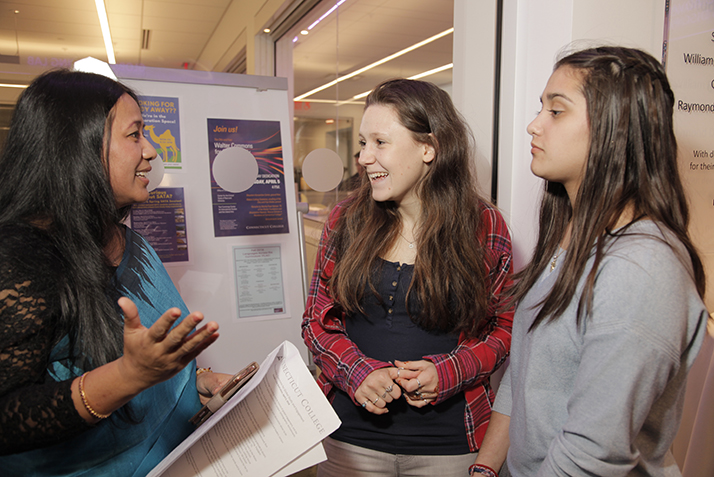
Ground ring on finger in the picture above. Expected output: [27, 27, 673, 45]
[414, 390, 421, 397]
[423, 397, 427, 403]
[381, 391, 388, 399]
[372, 396, 380, 404]
[416, 377, 422, 388]
[362, 400, 369, 408]
[385, 385, 393, 393]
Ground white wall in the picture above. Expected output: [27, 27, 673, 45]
[454, 0, 665, 269]
[452, 0, 498, 199]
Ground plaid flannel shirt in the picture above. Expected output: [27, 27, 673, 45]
[301, 199, 514, 452]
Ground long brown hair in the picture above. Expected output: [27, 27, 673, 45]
[513, 46, 706, 330]
[328, 79, 491, 337]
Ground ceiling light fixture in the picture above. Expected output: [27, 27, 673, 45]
[307, 0, 347, 31]
[349, 63, 454, 101]
[73, 56, 118, 79]
[94, 0, 116, 64]
[408, 63, 453, 80]
[0, 83, 28, 89]
[292, 0, 347, 45]
[294, 28, 454, 101]
[296, 98, 363, 104]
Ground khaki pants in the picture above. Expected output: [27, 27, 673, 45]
[317, 436, 476, 477]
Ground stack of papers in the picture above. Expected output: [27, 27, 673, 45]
[148, 341, 340, 477]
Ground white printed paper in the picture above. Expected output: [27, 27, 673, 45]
[148, 341, 340, 477]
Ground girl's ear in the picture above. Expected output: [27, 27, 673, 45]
[423, 134, 436, 164]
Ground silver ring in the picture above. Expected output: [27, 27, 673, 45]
[414, 390, 421, 397]
[397, 368, 401, 378]
[416, 377, 422, 388]
[362, 400, 368, 408]
[381, 391, 388, 399]
[423, 398, 427, 403]
[385, 385, 393, 393]
[372, 396, 380, 404]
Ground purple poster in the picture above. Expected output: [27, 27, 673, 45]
[207, 119, 289, 237]
[130, 187, 189, 263]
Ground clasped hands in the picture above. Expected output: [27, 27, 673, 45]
[355, 359, 439, 415]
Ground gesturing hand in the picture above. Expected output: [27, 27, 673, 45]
[118, 297, 220, 392]
[393, 359, 439, 408]
[354, 368, 401, 415]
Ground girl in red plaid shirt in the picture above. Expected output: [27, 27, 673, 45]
[302, 79, 514, 477]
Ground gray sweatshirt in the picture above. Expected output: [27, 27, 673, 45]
[495, 221, 708, 476]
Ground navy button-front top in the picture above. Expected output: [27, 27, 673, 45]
[330, 259, 469, 455]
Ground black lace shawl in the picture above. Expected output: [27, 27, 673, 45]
[0, 223, 91, 455]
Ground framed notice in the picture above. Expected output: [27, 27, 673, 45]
[233, 245, 287, 320]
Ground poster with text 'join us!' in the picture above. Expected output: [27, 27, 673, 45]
[207, 118, 289, 237]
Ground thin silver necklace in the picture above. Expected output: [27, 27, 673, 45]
[399, 231, 416, 249]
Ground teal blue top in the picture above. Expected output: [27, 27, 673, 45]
[2, 227, 201, 476]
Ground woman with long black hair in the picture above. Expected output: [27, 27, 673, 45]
[0, 70, 225, 475]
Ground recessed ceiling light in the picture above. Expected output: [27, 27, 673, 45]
[295, 28, 454, 101]
[264, 28, 271, 33]
[300, 30, 309, 35]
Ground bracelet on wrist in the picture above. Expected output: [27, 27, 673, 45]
[468, 463, 499, 477]
[78, 372, 111, 420]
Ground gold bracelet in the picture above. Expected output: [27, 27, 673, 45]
[78, 372, 111, 419]
[196, 367, 212, 376]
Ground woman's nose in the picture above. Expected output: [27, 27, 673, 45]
[358, 147, 373, 166]
[142, 137, 158, 161]
[526, 116, 541, 136]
